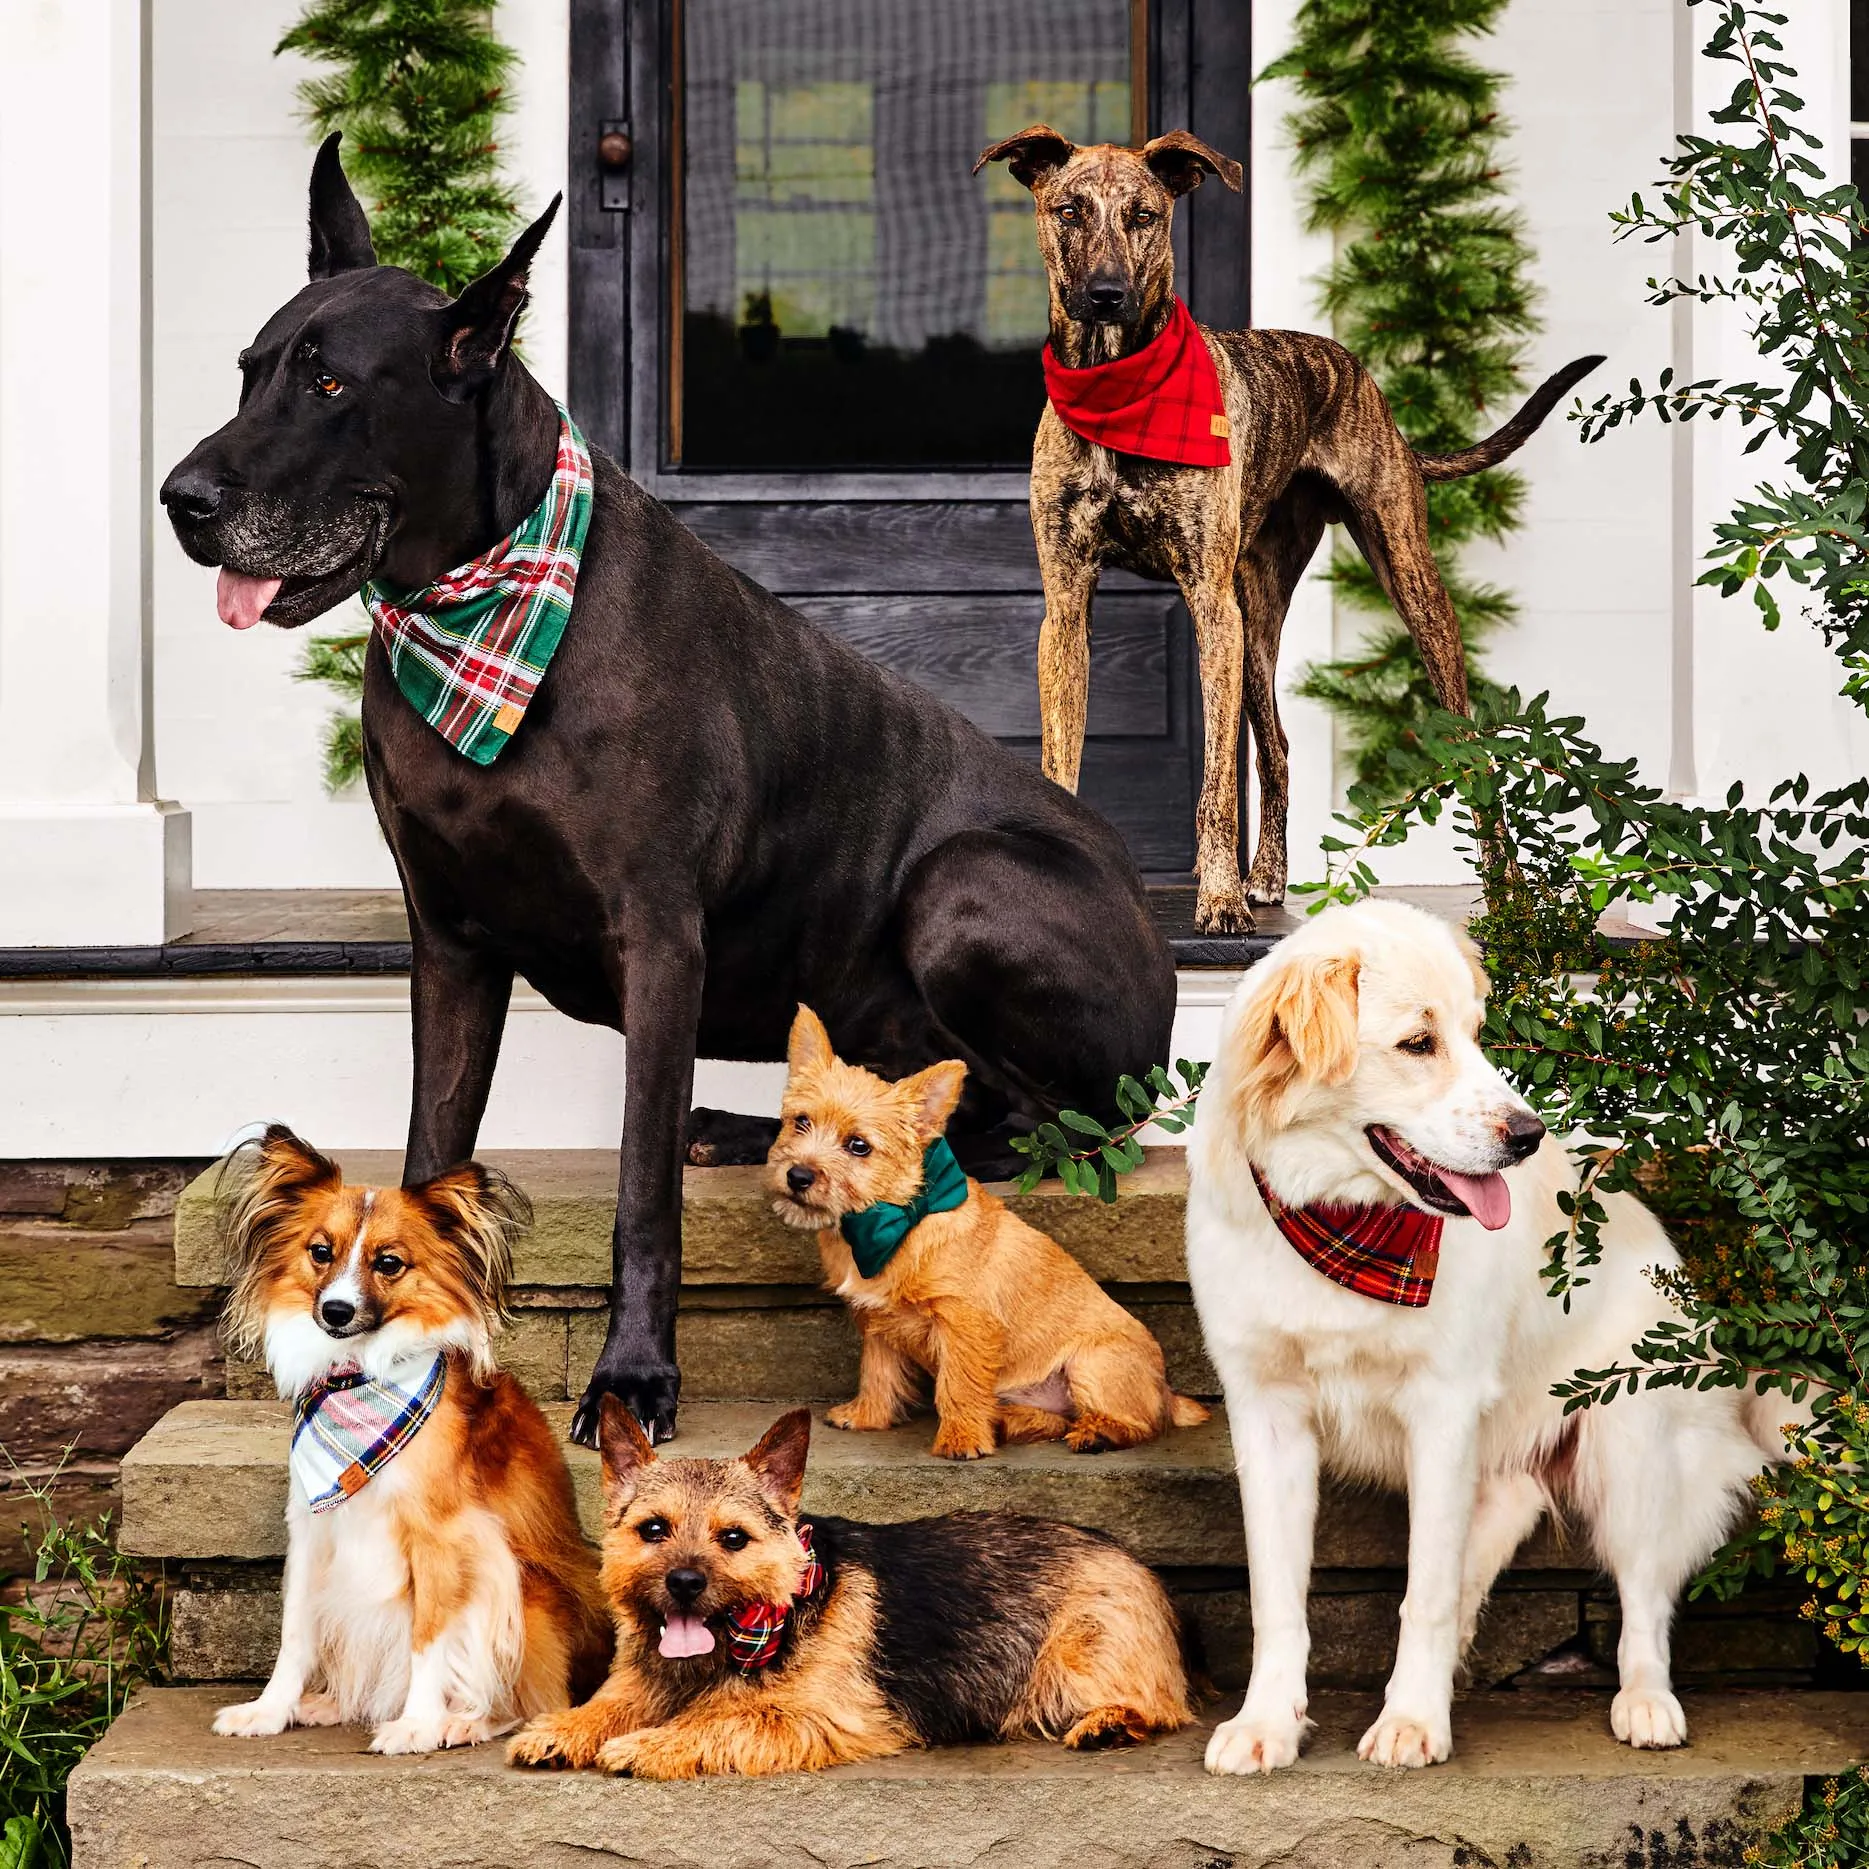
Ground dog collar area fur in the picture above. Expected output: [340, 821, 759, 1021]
[289, 1350, 447, 1512]
[837, 1136, 971, 1279]
[721, 1522, 828, 1673]
[364, 406, 593, 767]
[1250, 1166, 1444, 1308]
[1042, 297, 1232, 469]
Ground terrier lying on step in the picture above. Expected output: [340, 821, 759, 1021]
[507, 1404, 1194, 1776]
[210, 1127, 610, 1753]
[766, 1006, 1209, 1458]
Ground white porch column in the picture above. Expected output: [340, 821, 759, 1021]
[0, 0, 190, 945]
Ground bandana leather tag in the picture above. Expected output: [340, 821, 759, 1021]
[1252, 1167, 1444, 1308]
[1042, 298, 1232, 468]
[364, 407, 593, 765]
[290, 1352, 446, 1512]
[838, 1137, 971, 1279]
[723, 1521, 827, 1673]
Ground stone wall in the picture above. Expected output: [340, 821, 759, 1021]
[0, 1159, 219, 1574]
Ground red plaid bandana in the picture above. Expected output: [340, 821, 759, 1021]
[722, 1522, 826, 1673]
[1042, 298, 1232, 468]
[1252, 1167, 1444, 1308]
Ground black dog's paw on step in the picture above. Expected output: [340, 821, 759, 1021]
[571, 1357, 681, 1448]
[684, 1107, 784, 1167]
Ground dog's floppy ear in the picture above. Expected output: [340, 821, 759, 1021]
[742, 1408, 812, 1518]
[308, 133, 376, 280]
[973, 124, 1076, 191]
[432, 196, 562, 403]
[599, 1394, 657, 1510]
[787, 1004, 836, 1076]
[1142, 130, 1243, 198]
[1222, 952, 1362, 1141]
[218, 1125, 343, 1360]
[407, 1161, 531, 1326]
[899, 1059, 967, 1144]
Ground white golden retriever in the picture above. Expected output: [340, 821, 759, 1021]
[1185, 900, 1789, 1773]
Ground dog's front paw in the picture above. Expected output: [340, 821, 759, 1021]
[1611, 1687, 1687, 1749]
[930, 1421, 996, 1461]
[212, 1698, 294, 1739]
[1357, 1707, 1451, 1769]
[826, 1401, 889, 1433]
[1194, 882, 1253, 938]
[508, 1715, 588, 1771]
[598, 1729, 703, 1781]
[1204, 1706, 1307, 1775]
[291, 1691, 343, 1728]
[572, 1343, 680, 1448]
[369, 1716, 451, 1755]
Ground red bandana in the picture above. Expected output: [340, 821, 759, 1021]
[722, 1522, 826, 1673]
[1042, 298, 1232, 468]
[1252, 1167, 1444, 1308]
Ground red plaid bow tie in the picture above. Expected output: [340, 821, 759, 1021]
[722, 1522, 826, 1673]
[1252, 1167, 1444, 1308]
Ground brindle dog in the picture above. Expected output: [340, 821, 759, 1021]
[975, 127, 1603, 934]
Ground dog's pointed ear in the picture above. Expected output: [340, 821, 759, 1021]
[1142, 130, 1242, 198]
[743, 1409, 812, 1518]
[973, 124, 1076, 191]
[432, 196, 562, 403]
[1220, 951, 1362, 1142]
[599, 1394, 657, 1509]
[308, 133, 376, 280]
[787, 1004, 835, 1076]
[900, 1059, 968, 1144]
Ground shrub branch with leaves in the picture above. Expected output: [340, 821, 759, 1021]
[277, 0, 526, 791]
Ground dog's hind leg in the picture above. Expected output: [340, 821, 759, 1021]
[1061, 1339, 1175, 1452]
[683, 1108, 782, 1167]
[1456, 1471, 1548, 1662]
[998, 1403, 1072, 1444]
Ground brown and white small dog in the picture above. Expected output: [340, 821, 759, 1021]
[508, 1403, 1193, 1777]
[1186, 903, 1793, 1773]
[210, 1126, 611, 1753]
[767, 1006, 1208, 1458]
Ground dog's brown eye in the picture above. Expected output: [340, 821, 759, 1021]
[717, 1527, 750, 1552]
[638, 1517, 671, 1543]
[793, 1114, 811, 1134]
[1398, 1033, 1437, 1056]
[1132, 208, 1156, 226]
[372, 1252, 405, 1277]
[845, 1136, 871, 1157]
[308, 1240, 334, 1265]
[312, 373, 343, 398]
[1058, 203, 1081, 224]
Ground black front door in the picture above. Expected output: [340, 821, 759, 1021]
[568, 0, 1251, 878]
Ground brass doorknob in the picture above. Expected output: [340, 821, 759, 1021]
[598, 130, 633, 170]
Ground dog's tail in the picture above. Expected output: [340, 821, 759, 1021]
[1168, 1392, 1211, 1430]
[1414, 355, 1605, 483]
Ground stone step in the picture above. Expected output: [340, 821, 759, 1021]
[173, 1149, 1193, 1289]
[70, 1684, 1864, 1869]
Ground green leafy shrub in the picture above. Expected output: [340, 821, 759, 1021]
[1, 1492, 166, 1869]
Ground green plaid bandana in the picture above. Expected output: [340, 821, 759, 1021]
[364, 407, 593, 765]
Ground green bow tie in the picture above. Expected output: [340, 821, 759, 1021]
[839, 1138, 971, 1279]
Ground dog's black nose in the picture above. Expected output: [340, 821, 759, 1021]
[786, 1165, 815, 1194]
[1085, 278, 1129, 316]
[160, 468, 224, 525]
[319, 1297, 357, 1331]
[665, 1567, 707, 1607]
[1501, 1109, 1546, 1163]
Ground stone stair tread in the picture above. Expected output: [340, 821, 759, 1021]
[120, 1399, 1572, 1572]
[70, 1685, 1865, 1869]
[173, 1149, 1192, 1289]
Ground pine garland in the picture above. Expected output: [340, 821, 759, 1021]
[277, 0, 525, 790]
[1264, 0, 1541, 788]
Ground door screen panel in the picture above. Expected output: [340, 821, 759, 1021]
[674, 0, 1142, 468]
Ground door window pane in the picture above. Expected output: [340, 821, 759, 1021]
[676, 0, 1139, 468]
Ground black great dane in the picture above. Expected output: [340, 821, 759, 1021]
[161, 139, 1176, 1445]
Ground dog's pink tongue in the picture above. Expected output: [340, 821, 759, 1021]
[216, 569, 282, 630]
[1441, 1169, 1512, 1231]
[658, 1614, 716, 1659]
